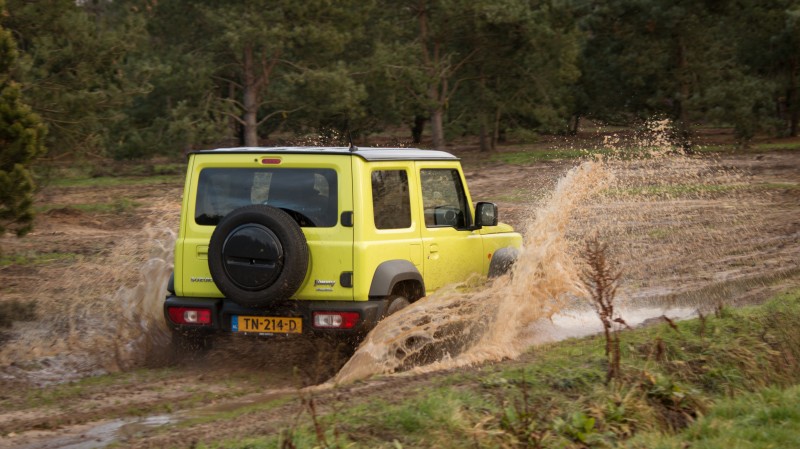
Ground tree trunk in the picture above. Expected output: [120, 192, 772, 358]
[242, 44, 260, 147]
[411, 115, 426, 144]
[492, 106, 502, 149]
[789, 56, 798, 137]
[570, 114, 581, 136]
[479, 75, 491, 152]
[430, 106, 445, 150]
[479, 117, 489, 152]
[418, 1, 446, 151]
[673, 36, 692, 150]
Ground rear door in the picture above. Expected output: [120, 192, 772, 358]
[351, 161, 424, 301]
[176, 153, 353, 300]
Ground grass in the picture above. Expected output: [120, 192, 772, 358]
[753, 141, 800, 151]
[35, 198, 142, 215]
[176, 396, 294, 429]
[48, 174, 182, 188]
[488, 187, 536, 203]
[487, 137, 800, 166]
[626, 385, 800, 448]
[0, 251, 78, 267]
[610, 181, 799, 198]
[694, 141, 800, 154]
[211, 288, 800, 448]
[0, 367, 283, 435]
[4, 369, 176, 410]
[491, 148, 597, 164]
[34, 158, 186, 183]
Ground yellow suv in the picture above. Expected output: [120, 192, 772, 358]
[164, 147, 522, 349]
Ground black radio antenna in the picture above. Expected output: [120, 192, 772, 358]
[348, 129, 358, 152]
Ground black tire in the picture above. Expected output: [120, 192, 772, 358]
[208, 205, 309, 307]
[385, 295, 411, 317]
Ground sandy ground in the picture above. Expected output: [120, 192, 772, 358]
[0, 144, 798, 448]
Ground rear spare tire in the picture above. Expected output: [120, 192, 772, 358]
[208, 205, 308, 307]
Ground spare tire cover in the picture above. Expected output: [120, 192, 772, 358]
[208, 205, 308, 307]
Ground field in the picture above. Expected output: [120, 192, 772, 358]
[0, 130, 798, 448]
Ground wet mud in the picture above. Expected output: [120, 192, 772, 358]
[0, 131, 798, 447]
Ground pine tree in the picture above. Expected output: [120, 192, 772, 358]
[0, 0, 46, 237]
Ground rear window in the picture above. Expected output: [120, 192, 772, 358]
[195, 168, 337, 227]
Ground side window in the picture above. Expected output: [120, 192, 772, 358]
[371, 170, 411, 229]
[420, 169, 469, 229]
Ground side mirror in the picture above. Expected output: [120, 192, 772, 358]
[474, 202, 498, 228]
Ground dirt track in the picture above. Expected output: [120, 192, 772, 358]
[0, 145, 798, 448]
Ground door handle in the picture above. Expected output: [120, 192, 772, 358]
[428, 243, 439, 260]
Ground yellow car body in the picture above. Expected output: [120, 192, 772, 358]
[165, 147, 521, 345]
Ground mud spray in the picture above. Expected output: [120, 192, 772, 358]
[333, 162, 611, 384]
[2, 120, 797, 386]
[332, 120, 800, 385]
[0, 210, 177, 384]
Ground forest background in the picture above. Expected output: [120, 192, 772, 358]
[1, 0, 799, 236]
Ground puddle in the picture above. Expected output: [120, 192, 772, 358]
[6, 415, 175, 449]
[523, 306, 698, 346]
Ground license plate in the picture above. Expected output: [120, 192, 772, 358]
[232, 315, 302, 334]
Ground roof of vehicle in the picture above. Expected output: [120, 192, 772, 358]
[190, 146, 459, 161]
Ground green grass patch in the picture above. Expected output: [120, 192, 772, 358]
[0, 251, 78, 267]
[626, 385, 800, 448]
[178, 395, 294, 429]
[614, 183, 746, 197]
[753, 141, 800, 151]
[489, 187, 534, 203]
[611, 181, 798, 198]
[35, 198, 142, 215]
[215, 288, 800, 448]
[152, 163, 187, 176]
[491, 148, 598, 164]
[7, 369, 176, 410]
[49, 174, 182, 188]
[489, 145, 710, 165]
[492, 140, 799, 164]
[696, 141, 800, 153]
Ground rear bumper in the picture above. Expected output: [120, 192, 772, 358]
[164, 295, 389, 337]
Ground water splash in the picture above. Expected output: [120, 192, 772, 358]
[334, 162, 614, 384]
[0, 221, 176, 384]
[3, 120, 797, 387]
[333, 121, 800, 384]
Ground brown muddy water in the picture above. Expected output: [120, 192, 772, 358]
[2, 136, 799, 387]
[0, 127, 798, 447]
[333, 144, 800, 384]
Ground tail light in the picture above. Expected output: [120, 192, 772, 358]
[312, 312, 359, 329]
[168, 307, 212, 326]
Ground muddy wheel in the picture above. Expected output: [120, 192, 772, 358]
[386, 295, 411, 316]
[208, 205, 308, 307]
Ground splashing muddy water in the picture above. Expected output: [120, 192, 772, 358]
[333, 162, 613, 384]
[1, 125, 797, 390]
[0, 221, 176, 384]
[333, 129, 800, 384]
